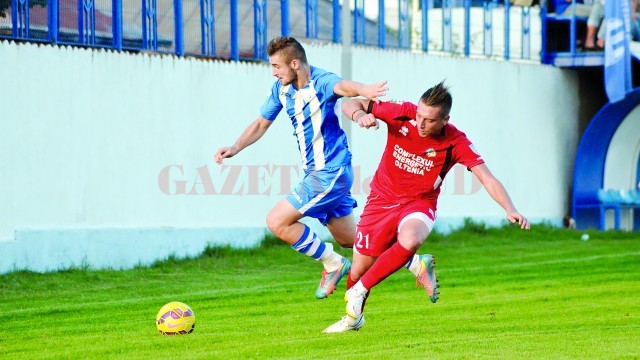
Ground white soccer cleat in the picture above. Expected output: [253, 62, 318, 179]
[322, 315, 365, 333]
[345, 287, 367, 319]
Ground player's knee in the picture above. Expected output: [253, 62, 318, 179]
[349, 268, 365, 282]
[397, 231, 427, 251]
[265, 213, 285, 238]
[333, 235, 354, 248]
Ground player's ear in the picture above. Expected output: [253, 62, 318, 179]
[290, 59, 299, 70]
[443, 115, 450, 124]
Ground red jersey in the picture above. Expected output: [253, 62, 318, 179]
[369, 100, 485, 201]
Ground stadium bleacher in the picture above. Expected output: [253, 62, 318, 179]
[594, 189, 640, 231]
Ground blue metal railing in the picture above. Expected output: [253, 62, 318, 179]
[281, 0, 289, 36]
[254, 0, 267, 60]
[421, 0, 429, 51]
[539, 0, 605, 66]
[378, 0, 385, 48]
[0, 0, 538, 62]
[230, 0, 238, 60]
[142, 0, 158, 51]
[200, 0, 214, 56]
[79, 0, 94, 45]
[354, 0, 365, 44]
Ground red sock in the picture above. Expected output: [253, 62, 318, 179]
[360, 242, 415, 290]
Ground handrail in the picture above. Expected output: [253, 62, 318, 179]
[0, 0, 537, 62]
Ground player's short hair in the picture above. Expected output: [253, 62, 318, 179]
[420, 81, 452, 117]
[267, 36, 308, 65]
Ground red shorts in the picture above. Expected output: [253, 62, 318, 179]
[354, 192, 437, 257]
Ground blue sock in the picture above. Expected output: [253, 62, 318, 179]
[291, 225, 326, 260]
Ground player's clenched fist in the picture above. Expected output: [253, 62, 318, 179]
[356, 113, 379, 130]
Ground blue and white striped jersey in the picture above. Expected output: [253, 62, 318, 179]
[260, 66, 352, 170]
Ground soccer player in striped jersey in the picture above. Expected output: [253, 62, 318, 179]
[323, 81, 529, 333]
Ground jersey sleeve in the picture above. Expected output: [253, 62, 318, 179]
[452, 134, 485, 170]
[259, 82, 283, 121]
[314, 71, 343, 100]
[370, 100, 416, 124]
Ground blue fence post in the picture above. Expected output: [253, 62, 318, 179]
[540, 0, 547, 63]
[354, 0, 365, 43]
[174, 0, 184, 56]
[306, 0, 318, 38]
[483, 0, 492, 56]
[200, 0, 215, 56]
[421, 0, 428, 52]
[142, 0, 147, 48]
[464, 0, 471, 56]
[332, 0, 340, 42]
[399, 0, 410, 48]
[521, 6, 530, 59]
[143, 0, 158, 50]
[378, 0, 385, 48]
[443, 0, 452, 52]
[254, 0, 267, 59]
[112, 0, 122, 50]
[78, 0, 82, 42]
[569, 0, 576, 54]
[79, 0, 96, 45]
[11, 0, 17, 37]
[504, 0, 510, 60]
[230, 0, 239, 60]
[16, 0, 29, 38]
[48, 0, 58, 43]
[281, 0, 289, 36]
[482, 0, 493, 56]
[91, 0, 96, 44]
[152, 0, 158, 50]
[200, 0, 205, 54]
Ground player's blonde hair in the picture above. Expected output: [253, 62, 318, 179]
[420, 81, 452, 116]
[267, 36, 308, 65]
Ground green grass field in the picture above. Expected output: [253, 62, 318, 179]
[1, 222, 639, 359]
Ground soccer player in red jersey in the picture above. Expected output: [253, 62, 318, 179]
[323, 81, 529, 333]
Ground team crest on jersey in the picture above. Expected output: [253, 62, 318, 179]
[399, 126, 409, 136]
[424, 148, 436, 157]
[277, 84, 292, 98]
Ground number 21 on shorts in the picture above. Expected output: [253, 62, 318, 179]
[356, 231, 370, 249]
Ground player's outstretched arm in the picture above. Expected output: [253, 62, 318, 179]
[342, 99, 379, 130]
[334, 80, 388, 102]
[214, 116, 273, 164]
[471, 164, 530, 230]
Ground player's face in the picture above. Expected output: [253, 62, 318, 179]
[269, 52, 297, 86]
[415, 102, 449, 138]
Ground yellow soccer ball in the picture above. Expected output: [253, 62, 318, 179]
[156, 301, 196, 335]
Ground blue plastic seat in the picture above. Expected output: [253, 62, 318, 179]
[596, 189, 621, 230]
[618, 189, 635, 204]
[629, 189, 640, 204]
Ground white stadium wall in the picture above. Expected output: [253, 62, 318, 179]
[0, 40, 580, 273]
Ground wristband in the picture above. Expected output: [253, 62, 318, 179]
[351, 109, 365, 121]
